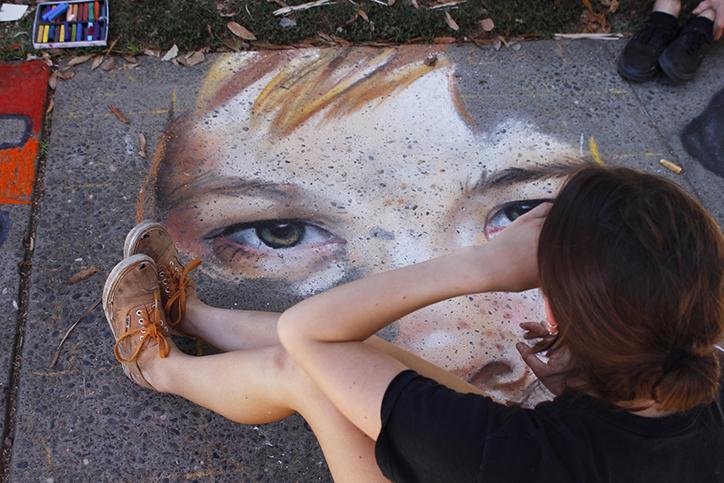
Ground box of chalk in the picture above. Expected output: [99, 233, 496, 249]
[32, 0, 109, 49]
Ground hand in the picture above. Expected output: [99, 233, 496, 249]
[475, 202, 551, 293]
[693, 0, 724, 40]
[516, 322, 568, 396]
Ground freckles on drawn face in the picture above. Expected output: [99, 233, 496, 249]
[160, 71, 575, 402]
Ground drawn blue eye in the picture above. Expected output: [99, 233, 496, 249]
[217, 220, 336, 250]
[485, 199, 550, 240]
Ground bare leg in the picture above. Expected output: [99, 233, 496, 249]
[181, 298, 483, 395]
[182, 298, 280, 351]
[141, 343, 386, 483]
[653, 0, 681, 16]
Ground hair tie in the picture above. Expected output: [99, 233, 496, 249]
[662, 348, 690, 374]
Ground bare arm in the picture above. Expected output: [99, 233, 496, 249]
[278, 203, 550, 439]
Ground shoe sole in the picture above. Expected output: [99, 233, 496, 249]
[617, 55, 658, 83]
[102, 254, 157, 340]
[658, 51, 694, 83]
[123, 220, 167, 258]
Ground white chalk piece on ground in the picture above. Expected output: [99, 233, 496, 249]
[0, 3, 29, 22]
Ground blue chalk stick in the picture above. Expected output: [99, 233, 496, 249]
[43, 3, 69, 22]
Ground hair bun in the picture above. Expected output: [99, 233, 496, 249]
[654, 350, 720, 412]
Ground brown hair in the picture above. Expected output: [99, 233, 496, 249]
[539, 166, 724, 412]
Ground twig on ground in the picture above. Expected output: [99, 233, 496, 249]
[554, 33, 622, 40]
[49, 298, 101, 368]
[427, 0, 466, 9]
[273, 0, 336, 16]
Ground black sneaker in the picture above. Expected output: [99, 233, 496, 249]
[659, 17, 714, 83]
[617, 12, 679, 82]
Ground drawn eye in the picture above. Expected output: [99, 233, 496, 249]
[211, 220, 337, 252]
[485, 199, 551, 240]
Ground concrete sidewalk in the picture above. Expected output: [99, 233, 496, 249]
[1, 40, 722, 481]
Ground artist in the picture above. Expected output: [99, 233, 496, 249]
[104, 165, 724, 482]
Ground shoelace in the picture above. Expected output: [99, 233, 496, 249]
[164, 258, 202, 328]
[114, 290, 170, 363]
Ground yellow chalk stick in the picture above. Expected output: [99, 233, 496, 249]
[588, 136, 605, 165]
[59, 24, 64, 43]
[42, 25, 49, 43]
[36, 25, 43, 43]
[660, 159, 682, 174]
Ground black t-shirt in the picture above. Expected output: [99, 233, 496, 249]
[375, 370, 724, 483]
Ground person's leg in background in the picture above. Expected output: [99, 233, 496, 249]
[617, 0, 681, 82]
[659, 0, 718, 82]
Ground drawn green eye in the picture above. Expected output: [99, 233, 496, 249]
[214, 219, 336, 251]
[256, 223, 305, 248]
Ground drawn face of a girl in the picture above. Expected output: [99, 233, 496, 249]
[151, 49, 578, 402]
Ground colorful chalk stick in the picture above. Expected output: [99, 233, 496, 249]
[89, 2, 93, 21]
[59, 24, 64, 42]
[76, 23, 82, 41]
[71, 23, 76, 41]
[87, 22, 93, 41]
[36, 25, 43, 43]
[84, 3, 89, 21]
[43, 3, 68, 22]
[94, 1, 98, 20]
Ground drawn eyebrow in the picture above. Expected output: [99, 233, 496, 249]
[473, 159, 587, 193]
[165, 171, 302, 212]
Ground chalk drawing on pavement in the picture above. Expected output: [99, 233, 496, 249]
[0, 61, 49, 205]
[137, 47, 592, 404]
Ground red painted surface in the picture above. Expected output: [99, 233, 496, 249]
[0, 61, 49, 205]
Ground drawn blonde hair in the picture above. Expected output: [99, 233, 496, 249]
[137, 46, 474, 220]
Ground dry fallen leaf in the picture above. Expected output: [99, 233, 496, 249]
[122, 54, 138, 64]
[101, 57, 116, 71]
[67, 55, 92, 67]
[138, 133, 147, 159]
[608, 0, 619, 13]
[227, 21, 257, 40]
[143, 48, 159, 57]
[433, 36, 457, 44]
[46, 98, 54, 114]
[222, 37, 242, 52]
[411, 0, 419, 8]
[480, 18, 495, 32]
[68, 266, 100, 285]
[91, 55, 104, 70]
[357, 9, 369, 22]
[388, 0, 396, 5]
[48, 73, 58, 90]
[108, 104, 129, 124]
[424, 54, 438, 66]
[57, 69, 75, 80]
[41, 52, 53, 67]
[511, 42, 522, 51]
[184, 50, 206, 66]
[161, 44, 179, 62]
[444, 11, 459, 31]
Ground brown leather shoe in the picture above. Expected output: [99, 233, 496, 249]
[123, 221, 201, 332]
[103, 254, 170, 390]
